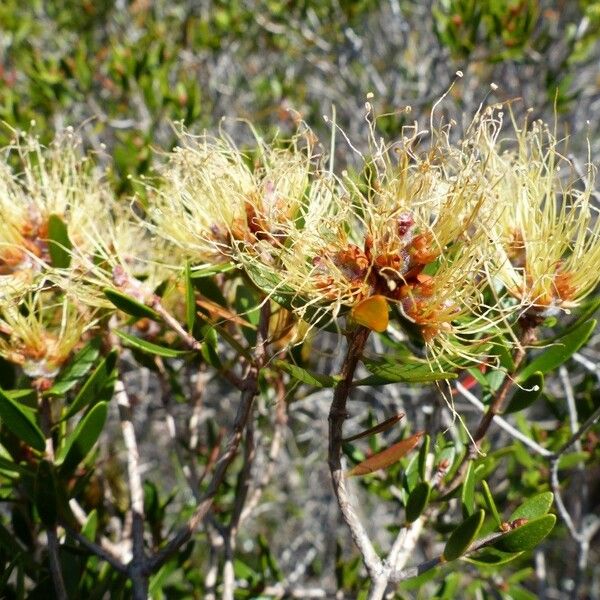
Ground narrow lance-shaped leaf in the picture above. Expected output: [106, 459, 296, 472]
[57, 402, 108, 474]
[115, 330, 191, 358]
[81, 509, 98, 541]
[184, 261, 196, 332]
[189, 262, 236, 278]
[465, 548, 523, 567]
[345, 432, 424, 477]
[273, 359, 341, 389]
[343, 413, 405, 443]
[104, 288, 160, 321]
[482, 480, 502, 527]
[418, 434, 431, 481]
[518, 319, 596, 381]
[358, 359, 457, 386]
[461, 461, 475, 517]
[46, 339, 100, 396]
[0, 388, 45, 452]
[405, 482, 431, 523]
[63, 350, 117, 420]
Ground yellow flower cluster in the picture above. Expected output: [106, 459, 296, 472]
[144, 106, 599, 363]
[1, 104, 598, 377]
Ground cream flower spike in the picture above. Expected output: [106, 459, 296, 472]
[237, 114, 504, 363]
[489, 116, 600, 315]
[0, 129, 113, 301]
[0, 293, 95, 380]
[149, 128, 315, 267]
[60, 211, 174, 312]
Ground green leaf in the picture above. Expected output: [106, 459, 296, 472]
[115, 330, 191, 358]
[47, 340, 100, 395]
[184, 261, 196, 332]
[0, 455, 30, 476]
[518, 319, 596, 381]
[464, 548, 523, 566]
[358, 359, 456, 385]
[533, 296, 600, 347]
[273, 359, 341, 388]
[443, 509, 485, 561]
[81, 509, 98, 541]
[557, 451, 589, 470]
[189, 262, 236, 278]
[405, 482, 431, 523]
[3, 389, 36, 403]
[47, 213, 72, 268]
[509, 492, 553, 521]
[461, 461, 475, 517]
[505, 372, 544, 414]
[493, 514, 556, 552]
[35, 460, 57, 527]
[57, 402, 108, 474]
[63, 350, 117, 420]
[490, 338, 515, 371]
[0, 387, 45, 452]
[418, 434, 431, 482]
[481, 480, 501, 527]
[103, 288, 160, 321]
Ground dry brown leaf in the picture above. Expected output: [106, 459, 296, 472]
[345, 431, 424, 478]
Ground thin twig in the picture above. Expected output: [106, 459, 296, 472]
[65, 526, 128, 573]
[389, 531, 505, 582]
[148, 294, 202, 351]
[223, 419, 256, 600]
[144, 302, 270, 574]
[68, 498, 127, 561]
[115, 379, 148, 599]
[553, 402, 600, 458]
[455, 382, 552, 457]
[440, 323, 537, 495]
[328, 326, 383, 580]
[239, 376, 287, 525]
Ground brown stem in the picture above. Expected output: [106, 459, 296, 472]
[328, 326, 382, 579]
[148, 294, 202, 351]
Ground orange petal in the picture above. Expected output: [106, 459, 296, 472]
[351, 295, 389, 332]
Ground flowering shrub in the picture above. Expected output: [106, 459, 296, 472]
[0, 103, 599, 599]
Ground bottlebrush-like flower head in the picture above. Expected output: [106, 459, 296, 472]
[0, 293, 95, 379]
[488, 116, 600, 315]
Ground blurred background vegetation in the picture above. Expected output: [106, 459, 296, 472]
[2, 0, 600, 193]
[1, 1, 600, 598]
